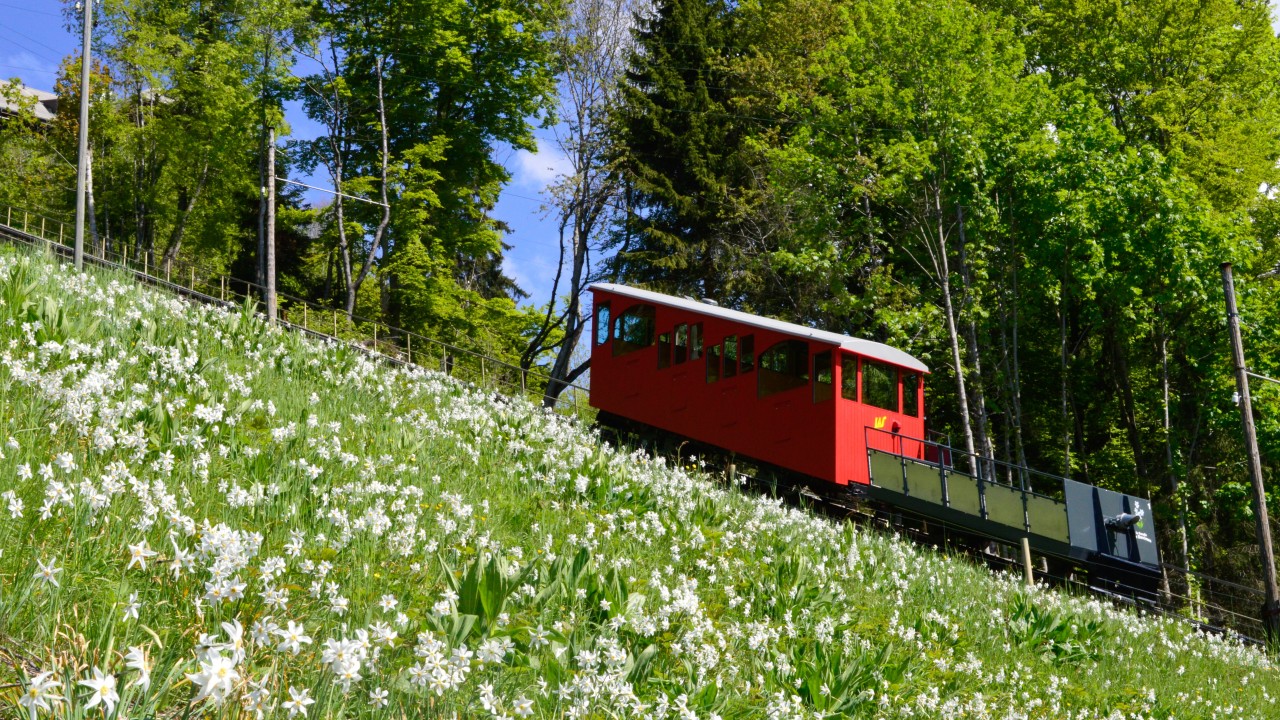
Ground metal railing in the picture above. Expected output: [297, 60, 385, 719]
[0, 204, 592, 417]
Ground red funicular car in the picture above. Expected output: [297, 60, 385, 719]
[589, 283, 930, 486]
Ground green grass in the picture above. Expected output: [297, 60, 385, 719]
[0, 245, 1274, 719]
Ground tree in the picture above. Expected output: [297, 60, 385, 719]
[612, 0, 760, 303]
[523, 0, 642, 406]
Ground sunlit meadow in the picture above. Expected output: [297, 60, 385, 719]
[0, 247, 1274, 719]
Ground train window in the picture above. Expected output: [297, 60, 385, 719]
[658, 333, 672, 369]
[595, 303, 610, 346]
[902, 372, 920, 417]
[612, 304, 656, 357]
[674, 324, 688, 364]
[740, 335, 755, 373]
[723, 335, 738, 378]
[841, 355, 857, 400]
[758, 340, 809, 398]
[690, 323, 704, 360]
[813, 351, 833, 403]
[707, 343, 721, 383]
[861, 358, 898, 411]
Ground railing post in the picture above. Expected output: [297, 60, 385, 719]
[22, 211, 27, 232]
[1021, 537, 1034, 586]
[5, 207, 9, 226]
[190, 266, 194, 289]
[144, 252, 148, 276]
[40, 217, 44, 239]
[304, 304, 308, 330]
[407, 334, 411, 364]
[333, 313, 337, 337]
[221, 276, 226, 302]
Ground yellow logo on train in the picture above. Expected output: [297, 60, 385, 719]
[873, 416, 888, 429]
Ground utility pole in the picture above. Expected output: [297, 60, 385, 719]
[1221, 262, 1280, 641]
[73, 0, 93, 271]
[266, 127, 277, 324]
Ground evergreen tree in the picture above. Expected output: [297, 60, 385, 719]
[612, 0, 759, 303]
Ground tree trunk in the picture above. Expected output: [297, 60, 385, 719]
[161, 162, 210, 274]
[347, 55, 392, 318]
[935, 198, 977, 474]
[956, 208, 995, 477]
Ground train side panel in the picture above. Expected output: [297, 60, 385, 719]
[590, 288, 838, 483]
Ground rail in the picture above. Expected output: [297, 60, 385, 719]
[0, 204, 592, 416]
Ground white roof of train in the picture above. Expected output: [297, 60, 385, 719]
[591, 283, 930, 373]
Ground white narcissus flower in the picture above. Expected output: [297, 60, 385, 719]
[19, 670, 64, 719]
[127, 540, 157, 570]
[121, 592, 141, 622]
[34, 557, 61, 588]
[185, 649, 239, 706]
[276, 620, 312, 655]
[369, 687, 389, 708]
[222, 619, 247, 662]
[79, 667, 119, 716]
[283, 686, 315, 718]
[125, 645, 151, 690]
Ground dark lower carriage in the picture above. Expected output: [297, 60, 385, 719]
[864, 427, 1162, 600]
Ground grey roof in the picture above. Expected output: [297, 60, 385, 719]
[591, 283, 930, 373]
[0, 82, 58, 122]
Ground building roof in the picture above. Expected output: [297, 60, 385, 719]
[590, 282, 930, 373]
[0, 82, 58, 121]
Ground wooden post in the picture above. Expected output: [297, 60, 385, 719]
[1222, 262, 1280, 641]
[40, 217, 45, 239]
[407, 334, 412, 364]
[1021, 537, 1034, 586]
[727, 463, 737, 485]
[190, 266, 194, 289]
[304, 304, 308, 330]
[144, 252, 148, 276]
[221, 276, 226, 302]
[333, 313, 337, 337]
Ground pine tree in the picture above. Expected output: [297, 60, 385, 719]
[612, 0, 756, 303]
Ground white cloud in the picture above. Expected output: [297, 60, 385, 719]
[510, 137, 573, 192]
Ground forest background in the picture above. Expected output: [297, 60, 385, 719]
[3, 0, 1280, 602]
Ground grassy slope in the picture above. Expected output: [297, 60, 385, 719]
[0, 247, 1274, 719]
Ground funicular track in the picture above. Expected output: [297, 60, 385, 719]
[0, 205, 1272, 648]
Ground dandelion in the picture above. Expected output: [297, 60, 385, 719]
[79, 667, 119, 716]
[124, 645, 151, 691]
[282, 686, 315, 718]
[19, 671, 63, 719]
[127, 541, 158, 570]
[34, 557, 61, 588]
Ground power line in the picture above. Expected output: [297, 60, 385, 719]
[0, 23, 70, 59]
[0, 1, 62, 16]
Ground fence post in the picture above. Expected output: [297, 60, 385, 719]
[1021, 537, 1034, 586]
[22, 211, 27, 232]
[40, 217, 44, 239]
[333, 313, 337, 337]
[5, 207, 9, 226]
[407, 334, 412, 364]
[221, 276, 226, 302]
[481, 357, 487, 386]
[144, 253, 148, 276]
[304, 305, 308, 330]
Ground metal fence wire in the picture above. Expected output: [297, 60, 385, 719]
[0, 204, 592, 416]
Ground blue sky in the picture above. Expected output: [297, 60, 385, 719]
[5, 1, 1280, 309]
[0, 0, 573, 308]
